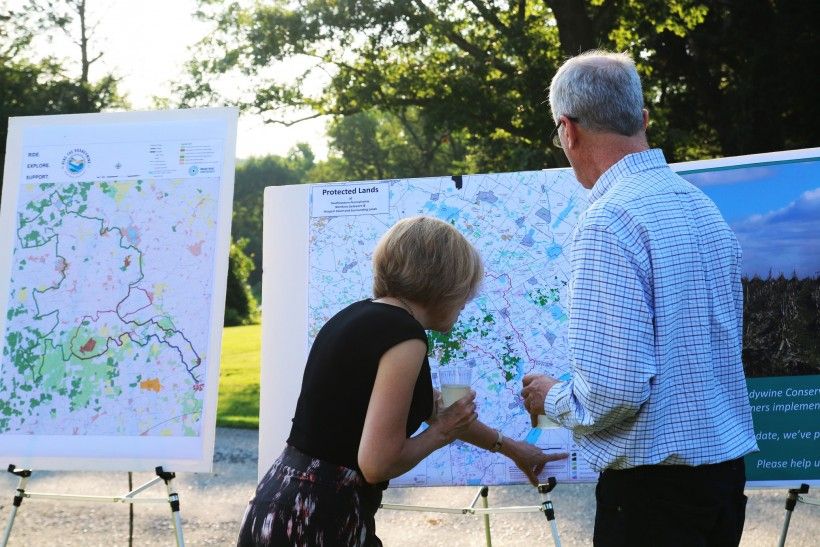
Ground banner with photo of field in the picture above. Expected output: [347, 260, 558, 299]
[678, 149, 820, 487]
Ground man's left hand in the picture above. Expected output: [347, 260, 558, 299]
[521, 374, 558, 419]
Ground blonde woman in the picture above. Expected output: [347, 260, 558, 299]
[238, 216, 566, 546]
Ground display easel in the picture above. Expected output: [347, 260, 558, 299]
[1, 464, 185, 547]
[778, 483, 811, 547]
[380, 478, 562, 546]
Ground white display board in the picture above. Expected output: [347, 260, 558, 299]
[0, 107, 238, 471]
[261, 148, 820, 488]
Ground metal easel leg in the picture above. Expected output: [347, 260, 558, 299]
[155, 466, 185, 547]
[128, 472, 134, 547]
[2, 465, 32, 547]
[778, 483, 810, 547]
[480, 487, 492, 547]
[538, 478, 561, 547]
[468, 486, 493, 547]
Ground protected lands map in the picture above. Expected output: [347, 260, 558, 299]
[308, 171, 599, 485]
[1, 178, 218, 437]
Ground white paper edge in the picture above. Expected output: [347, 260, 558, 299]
[259, 184, 311, 481]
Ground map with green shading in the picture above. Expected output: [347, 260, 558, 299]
[308, 171, 599, 485]
[1, 178, 219, 437]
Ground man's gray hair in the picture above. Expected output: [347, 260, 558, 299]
[549, 50, 645, 137]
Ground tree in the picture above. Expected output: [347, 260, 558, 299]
[317, 108, 469, 181]
[0, 0, 125, 200]
[181, 0, 817, 178]
[22, 0, 111, 111]
[232, 146, 316, 293]
[638, 0, 820, 158]
[180, 1, 709, 173]
[225, 238, 260, 326]
[4, 0, 123, 111]
[742, 275, 820, 377]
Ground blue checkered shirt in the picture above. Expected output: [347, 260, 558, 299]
[545, 149, 758, 471]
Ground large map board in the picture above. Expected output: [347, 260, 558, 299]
[0, 108, 237, 471]
[261, 148, 820, 487]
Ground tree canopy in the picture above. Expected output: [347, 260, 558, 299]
[0, 0, 125, 199]
[232, 146, 316, 292]
[179, 0, 818, 176]
[225, 237, 260, 326]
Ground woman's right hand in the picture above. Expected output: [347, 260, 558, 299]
[427, 390, 478, 445]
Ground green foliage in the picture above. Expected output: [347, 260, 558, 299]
[217, 324, 261, 429]
[183, 0, 569, 173]
[0, 1, 126, 201]
[316, 109, 469, 181]
[232, 146, 315, 291]
[225, 238, 260, 326]
[0, 56, 119, 200]
[304, 156, 350, 184]
[181, 0, 818, 176]
[635, 0, 819, 158]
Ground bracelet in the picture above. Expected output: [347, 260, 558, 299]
[489, 429, 503, 452]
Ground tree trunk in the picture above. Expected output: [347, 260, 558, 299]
[76, 0, 94, 112]
[546, 0, 597, 56]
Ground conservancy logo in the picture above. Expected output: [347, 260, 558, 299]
[62, 148, 91, 177]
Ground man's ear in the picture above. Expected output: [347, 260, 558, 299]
[642, 109, 649, 130]
[562, 116, 579, 149]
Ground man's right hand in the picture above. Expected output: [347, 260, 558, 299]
[521, 374, 558, 425]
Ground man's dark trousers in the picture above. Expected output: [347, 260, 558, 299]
[593, 457, 747, 547]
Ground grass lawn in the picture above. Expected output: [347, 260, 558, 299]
[217, 324, 261, 428]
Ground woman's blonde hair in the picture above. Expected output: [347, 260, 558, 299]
[372, 216, 483, 310]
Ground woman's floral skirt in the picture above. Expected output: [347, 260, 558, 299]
[236, 445, 383, 546]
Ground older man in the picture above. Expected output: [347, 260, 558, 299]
[522, 50, 758, 546]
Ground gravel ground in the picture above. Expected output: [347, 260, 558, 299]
[1, 428, 817, 546]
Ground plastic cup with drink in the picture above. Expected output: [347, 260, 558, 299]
[438, 366, 472, 407]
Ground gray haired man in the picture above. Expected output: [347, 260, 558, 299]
[521, 50, 758, 546]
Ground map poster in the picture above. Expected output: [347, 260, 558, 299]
[261, 171, 600, 485]
[0, 108, 238, 472]
[261, 148, 820, 487]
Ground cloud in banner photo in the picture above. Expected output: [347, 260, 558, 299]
[731, 187, 820, 279]
[683, 159, 819, 279]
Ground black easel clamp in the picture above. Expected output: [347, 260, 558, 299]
[785, 484, 810, 511]
[6, 465, 32, 508]
[778, 483, 812, 547]
[541, 499, 555, 520]
[6, 465, 31, 479]
[155, 467, 182, 513]
[538, 478, 558, 521]
[155, 466, 176, 483]
[167, 493, 181, 512]
[537, 477, 562, 546]
[537, 477, 557, 495]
